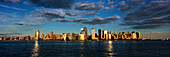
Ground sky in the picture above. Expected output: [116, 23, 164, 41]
[0, 0, 170, 39]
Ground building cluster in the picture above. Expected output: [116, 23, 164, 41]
[0, 27, 142, 41]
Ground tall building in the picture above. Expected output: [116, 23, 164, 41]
[136, 32, 141, 39]
[72, 33, 76, 40]
[102, 29, 107, 40]
[62, 33, 66, 41]
[79, 34, 84, 41]
[91, 28, 95, 40]
[98, 29, 101, 40]
[131, 31, 137, 39]
[46, 34, 50, 39]
[83, 27, 88, 40]
[41, 34, 44, 39]
[118, 32, 122, 39]
[50, 31, 53, 39]
[66, 33, 71, 40]
[35, 30, 40, 40]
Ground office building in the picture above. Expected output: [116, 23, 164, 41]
[35, 30, 40, 40]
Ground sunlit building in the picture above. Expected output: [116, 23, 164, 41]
[102, 29, 107, 40]
[91, 28, 95, 40]
[79, 34, 85, 41]
[50, 31, 53, 39]
[46, 34, 50, 39]
[62, 33, 66, 41]
[35, 30, 40, 40]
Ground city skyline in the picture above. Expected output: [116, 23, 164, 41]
[0, 0, 170, 39]
[0, 27, 143, 41]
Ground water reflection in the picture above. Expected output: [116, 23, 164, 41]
[107, 41, 116, 56]
[31, 41, 39, 57]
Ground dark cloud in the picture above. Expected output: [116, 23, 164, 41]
[13, 23, 23, 25]
[29, 0, 74, 9]
[119, 0, 170, 29]
[0, 0, 20, 3]
[116, 1, 126, 8]
[107, 0, 114, 5]
[85, 11, 98, 16]
[64, 11, 78, 16]
[0, 33, 21, 35]
[74, 2, 105, 11]
[51, 19, 72, 22]
[72, 18, 89, 22]
[119, 1, 144, 12]
[141, 16, 170, 24]
[13, 22, 37, 26]
[120, 21, 142, 26]
[82, 16, 120, 25]
[82, 17, 111, 25]
[42, 11, 65, 19]
[2, 0, 20, 3]
[131, 24, 166, 29]
[51, 18, 89, 23]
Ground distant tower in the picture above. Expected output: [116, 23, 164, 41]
[136, 32, 141, 39]
[41, 34, 44, 39]
[63, 33, 66, 41]
[91, 28, 95, 40]
[50, 31, 53, 39]
[46, 34, 50, 39]
[35, 30, 40, 40]
[98, 29, 101, 40]
[103, 29, 107, 40]
[66, 33, 71, 40]
[83, 27, 87, 40]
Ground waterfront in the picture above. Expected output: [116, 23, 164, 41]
[0, 41, 170, 57]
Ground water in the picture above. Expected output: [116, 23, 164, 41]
[0, 41, 170, 57]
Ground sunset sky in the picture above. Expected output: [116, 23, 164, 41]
[0, 0, 170, 39]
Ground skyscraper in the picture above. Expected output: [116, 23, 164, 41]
[50, 31, 53, 39]
[98, 29, 101, 40]
[62, 33, 66, 41]
[83, 27, 87, 40]
[35, 30, 40, 40]
[103, 29, 107, 40]
[46, 34, 50, 39]
[79, 34, 84, 41]
[41, 34, 44, 39]
[66, 33, 71, 41]
[91, 28, 95, 40]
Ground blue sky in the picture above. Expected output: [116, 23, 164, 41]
[0, 0, 170, 39]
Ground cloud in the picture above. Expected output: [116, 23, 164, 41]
[116, 1, 126, 8]
[51, 18, 89, 23]
[72, 18, 89, 22]
[64, 11, 78, 16]
[82, 15, 120, 25]
[0, 33, 21, 35]
[119, 0, 170, 29]
[74, 2, 105, 11]
[0, 5, 27, 11]
[29, 0, 74, 9]
[85, 11, 98, 16]
[107, 0, 114, 5]
[131, 24, 166, 29]
[0, 0, 21, 3]
[141, 16, 170, 24]
[50, 19, 71, 22]
[42, 11, 65, 19]
[119, 1, 144, 12]
[13, 22, 37, 26]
